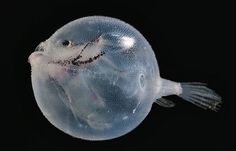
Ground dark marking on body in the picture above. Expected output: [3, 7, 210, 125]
[53, 35, 105, 67]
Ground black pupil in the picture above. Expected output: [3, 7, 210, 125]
[62, 40, 70, 46]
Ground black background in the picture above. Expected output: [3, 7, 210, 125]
[2, 0, 235, 151]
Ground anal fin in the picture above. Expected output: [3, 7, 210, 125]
[155, 98, 175, 108]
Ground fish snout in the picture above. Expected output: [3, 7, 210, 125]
[35, 43, 45, 52]
[28, 51, 44, 65]
[28, 42, 46, 64]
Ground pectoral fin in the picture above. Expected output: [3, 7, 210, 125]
[49, 76, 79, 121]
[155, 98, 175, 108]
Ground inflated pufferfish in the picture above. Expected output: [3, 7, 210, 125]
[28, 16, 222, 141]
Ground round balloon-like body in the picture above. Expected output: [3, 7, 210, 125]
[30, 16, 160, 140]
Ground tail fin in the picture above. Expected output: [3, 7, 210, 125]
[179, 82, 222, 112]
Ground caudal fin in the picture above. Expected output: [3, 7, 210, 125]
[179, 82, 222, 112]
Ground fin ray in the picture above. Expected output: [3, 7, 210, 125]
[155, 98, 175, 108]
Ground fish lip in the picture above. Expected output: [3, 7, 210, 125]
[28, 42, 46, 64]
[28, 51, 44, 64]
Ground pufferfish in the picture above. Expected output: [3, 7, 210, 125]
[28, 16, 222, 141]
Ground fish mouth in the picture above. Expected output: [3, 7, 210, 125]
[28, 42, 46, 64]
[28, 51, 44, 65]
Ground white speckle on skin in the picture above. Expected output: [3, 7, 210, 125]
[121, 36, 134, 48]
[132, 109, 136, 114]
[122, 116, 128, 120]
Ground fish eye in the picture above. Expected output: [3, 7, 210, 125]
[62, 40, 71, 46]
